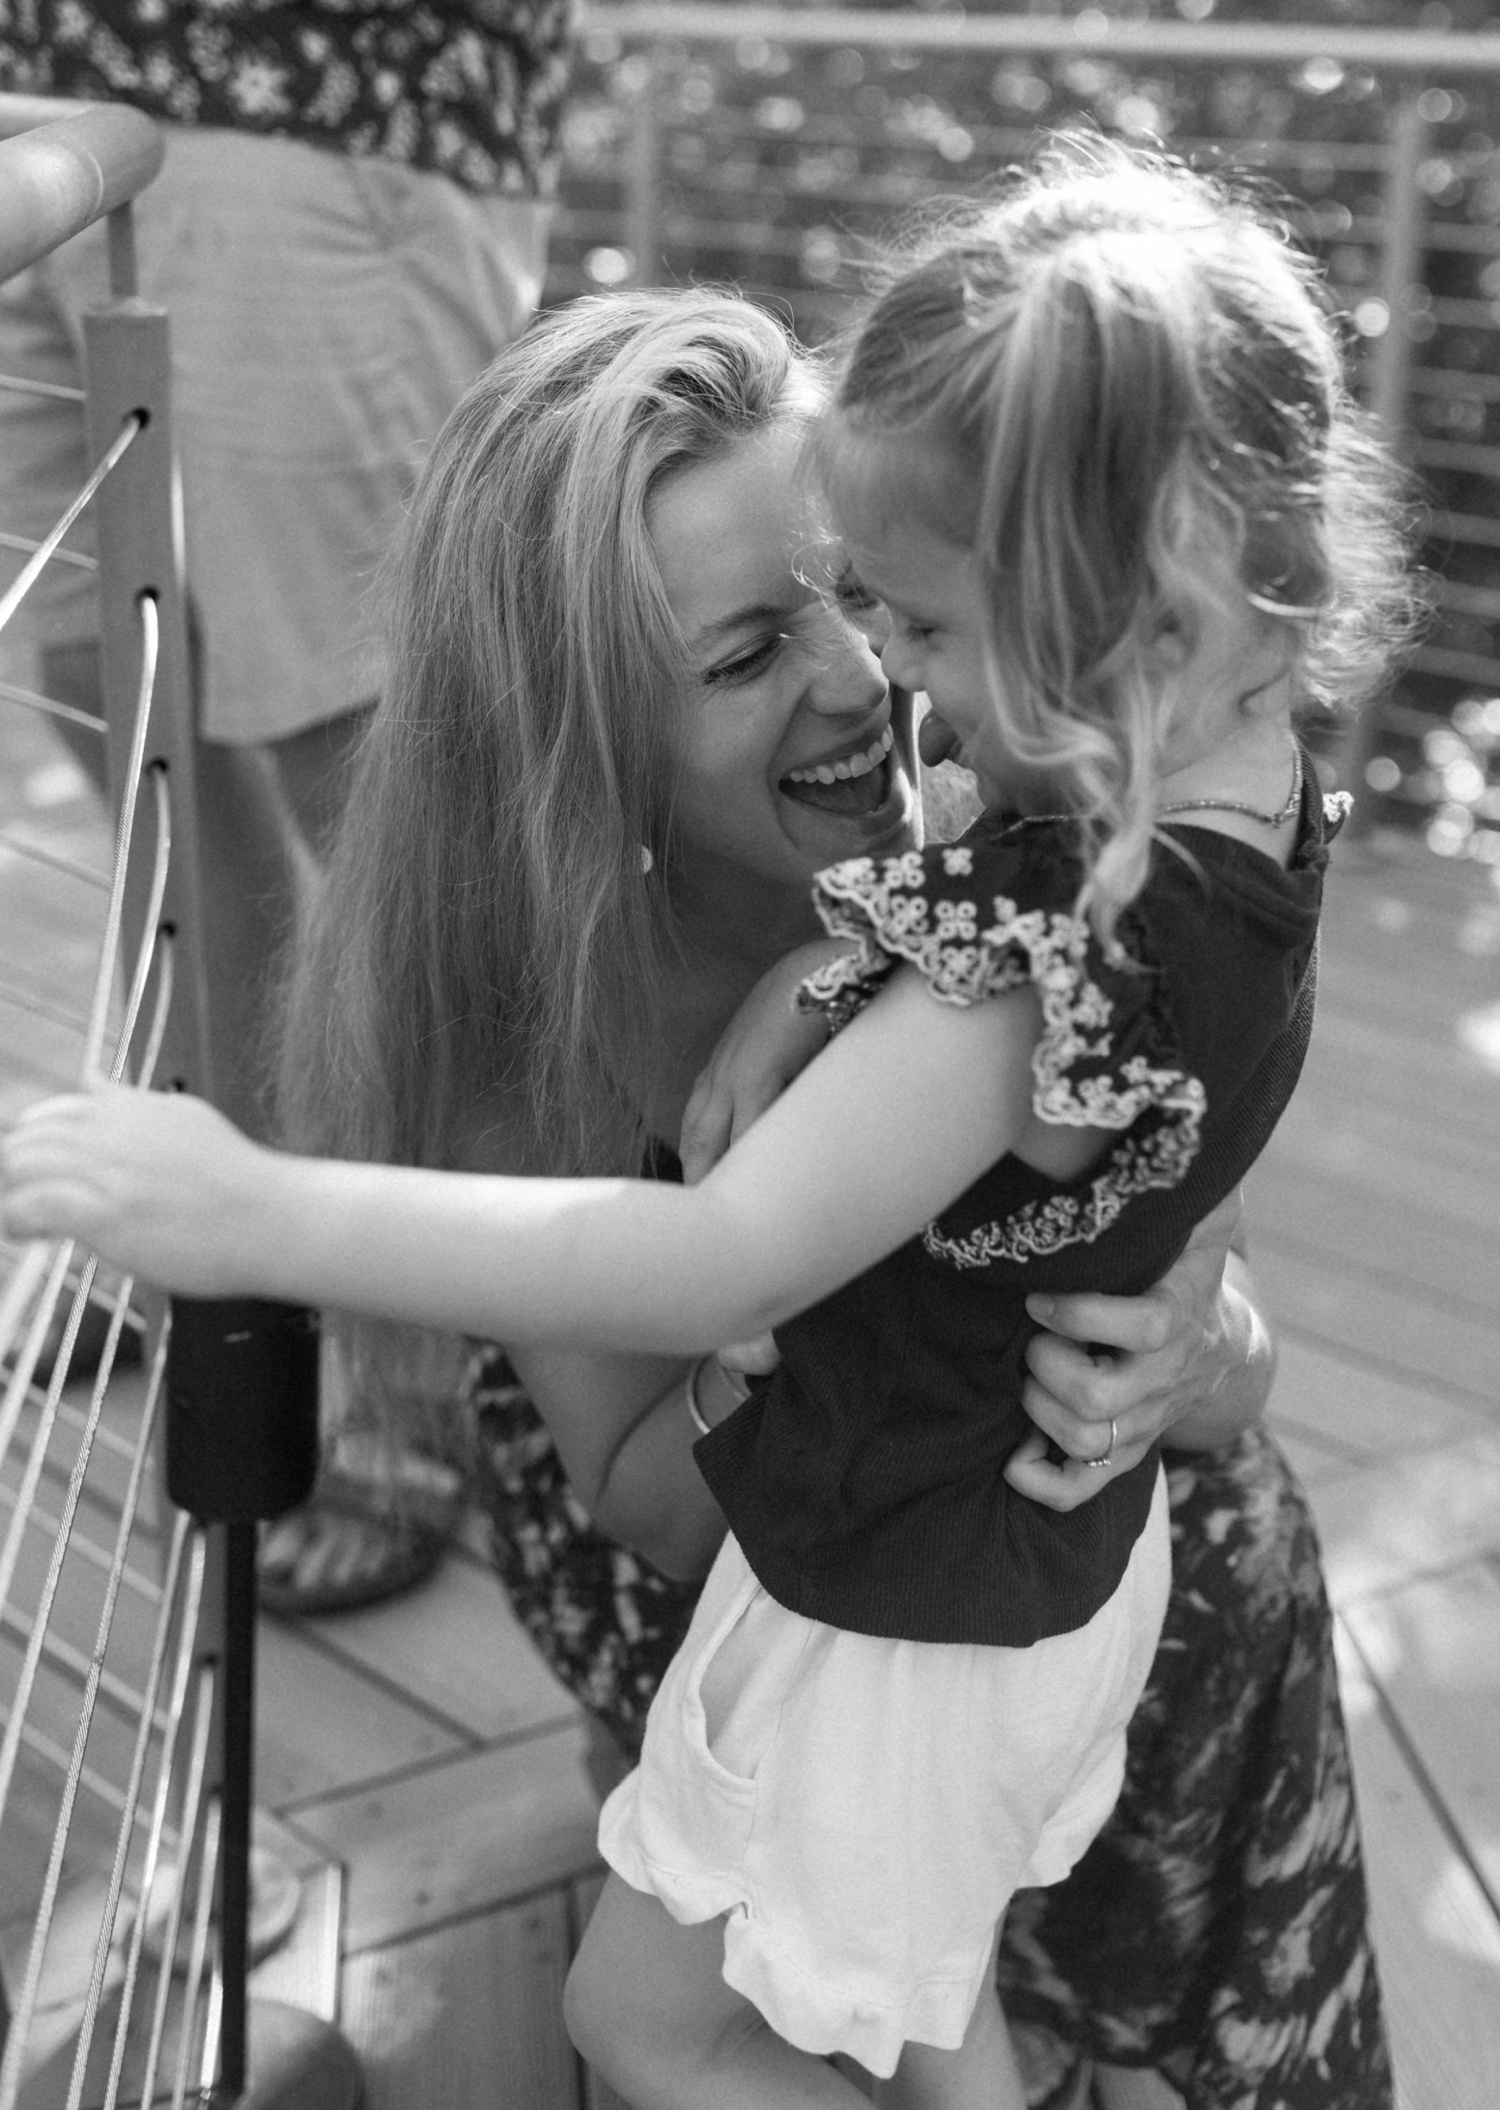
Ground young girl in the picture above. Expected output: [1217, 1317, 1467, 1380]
[2, 144, 1407, 2108]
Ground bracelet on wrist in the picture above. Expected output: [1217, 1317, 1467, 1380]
[685, 1356, 716, 1437]
[685, 1353, 754, 1437]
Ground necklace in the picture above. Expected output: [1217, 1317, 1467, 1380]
[991, 744, 1304, 837]
[1158, 744, 1303, 829]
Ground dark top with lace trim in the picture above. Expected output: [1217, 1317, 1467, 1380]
[694, 766, 1346, 1648]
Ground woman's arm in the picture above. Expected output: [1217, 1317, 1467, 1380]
[508, 1342, 728, 1583]
[1003, 1193, 1276, 1511]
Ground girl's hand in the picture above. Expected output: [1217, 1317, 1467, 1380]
[1003, 1192, 1272, 1511]
[0, 1083, 279, 1297]
[679, 937, 850, 1184]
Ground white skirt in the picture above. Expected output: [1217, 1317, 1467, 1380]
[598, 1467, 1171, 2079]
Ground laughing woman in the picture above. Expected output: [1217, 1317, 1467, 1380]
[274, 291, 1390, 2110]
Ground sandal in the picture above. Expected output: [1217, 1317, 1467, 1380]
[256, 1452, 464, 1618]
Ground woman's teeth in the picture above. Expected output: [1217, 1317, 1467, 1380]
[785, 724, 893, 787]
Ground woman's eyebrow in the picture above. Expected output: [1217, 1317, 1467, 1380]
[690, 598, 796, 651]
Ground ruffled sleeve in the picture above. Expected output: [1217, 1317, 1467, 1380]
[799, 829, 1206, 1145]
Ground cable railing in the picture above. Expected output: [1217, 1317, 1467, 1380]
[0, 95, 346, 2109]
[563, 5, 1500, 859]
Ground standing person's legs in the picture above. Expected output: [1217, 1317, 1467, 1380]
[268, 706, 374, 865]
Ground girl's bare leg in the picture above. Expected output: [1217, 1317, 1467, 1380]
[565, 1872, 870, 2109]
[873, 1931, 1024, 2110]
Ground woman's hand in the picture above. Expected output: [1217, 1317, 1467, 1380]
[1002, 1191, 1275, 1511]
[679, 937, 849, 1184]
[0, 1083, 279, 1297]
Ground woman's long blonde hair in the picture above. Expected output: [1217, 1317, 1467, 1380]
[819, 137, 1416, 946]
[276, 290, 818, 1202]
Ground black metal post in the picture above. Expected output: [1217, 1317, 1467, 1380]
[165, 1297, 343, 2108]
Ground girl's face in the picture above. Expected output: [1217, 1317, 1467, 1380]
[651, 421, 918, 895]
[839, 512, 1015, 805]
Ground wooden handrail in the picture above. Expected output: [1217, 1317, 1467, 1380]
[0, 96, 162, 285]
[586, 4, 1500, 76]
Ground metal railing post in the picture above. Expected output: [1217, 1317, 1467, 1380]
[624, 43, 662, 286]
[81, 245, 212, 1100]
[1343, 82, 1432, 822]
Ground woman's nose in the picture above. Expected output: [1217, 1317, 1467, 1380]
[807, 611, 886, 714]
[856, 600, 891, 655]
[878, 629, 923, 692]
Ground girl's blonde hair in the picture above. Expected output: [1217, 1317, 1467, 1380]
[276, 288, 818, 1192]
[820, 137, 1414, 943]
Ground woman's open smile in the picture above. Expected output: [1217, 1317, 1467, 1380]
[649, 421, 917, 889]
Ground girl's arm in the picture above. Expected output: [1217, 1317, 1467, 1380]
[0, 965, 1042, 1354]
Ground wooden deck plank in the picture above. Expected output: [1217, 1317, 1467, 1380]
[254, 1616, 468, 1814]
[289, 1720, 604, 1955]
[293, 1550, 583, 1748]
[341, 1890, 581, 2110]
[1264, 1332, 1493, 1465]
[1335, 1628, 1500, 2110]
[249, 1862, 344, 2025]
[1251, 1240, 1500, 1411]
[1306, 1430, 1500, 1610]
[1246, 1144, 1500, 1315]
[1267, 984, 1500, 1149]
[1341, 1562, 1500, 1909]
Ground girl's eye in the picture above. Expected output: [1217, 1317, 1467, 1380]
[832, 567, 880, 616]
[703, 634, 786, 688]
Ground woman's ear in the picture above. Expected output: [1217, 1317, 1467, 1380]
[1143, 587, 1198, 671]
[1233, 623, 1300, 719]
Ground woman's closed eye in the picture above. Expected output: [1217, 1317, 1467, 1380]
[702, 632, 792, 688]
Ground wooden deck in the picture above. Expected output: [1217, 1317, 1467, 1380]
[3, 692, 1499, 2109]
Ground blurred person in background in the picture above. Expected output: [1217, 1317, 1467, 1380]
[0, 0, 575, 1611]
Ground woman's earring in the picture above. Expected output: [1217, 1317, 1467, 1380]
[638, 844, 654, 874]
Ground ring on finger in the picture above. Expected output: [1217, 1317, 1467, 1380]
[1085, 1416, 1118, 1471]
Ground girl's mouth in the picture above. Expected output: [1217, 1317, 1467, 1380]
[780, 725, 894, 816]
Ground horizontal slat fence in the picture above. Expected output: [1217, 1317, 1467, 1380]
[557, 5, 1500, 860]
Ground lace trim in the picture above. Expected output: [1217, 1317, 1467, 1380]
[801, 842, 1206, 1265]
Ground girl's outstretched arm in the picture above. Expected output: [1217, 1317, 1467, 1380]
[0, 965, 1041, 1355]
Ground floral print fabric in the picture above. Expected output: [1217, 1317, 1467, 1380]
[468, 1345, 1391, 2109]
[0, 1, 575, 196]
